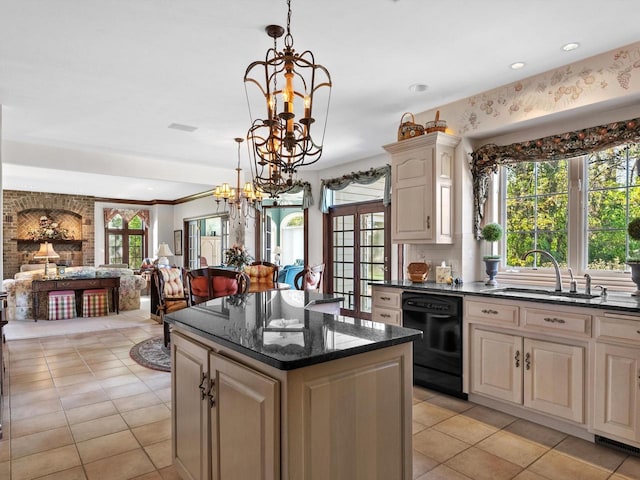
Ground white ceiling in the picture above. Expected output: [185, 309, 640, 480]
[1, 0, 640, 201]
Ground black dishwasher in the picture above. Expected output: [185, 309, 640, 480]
[402, 292, 466, 399]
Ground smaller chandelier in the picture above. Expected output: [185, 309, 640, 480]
[213, 138, 263, 221]
[244, 0, 332, 198]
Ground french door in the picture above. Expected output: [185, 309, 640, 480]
[327, 201, 390, 319]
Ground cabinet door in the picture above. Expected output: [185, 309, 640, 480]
[471, 329, 522, 404]
[593, 343, 640, 442]
[210, 353, 279, 480]
[172, 333, 211, 480]
[523, 339, 584, 423]
[391, 150, 433, 242]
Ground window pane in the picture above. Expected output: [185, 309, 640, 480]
[128, 234, 143, 269]
[108, 215, 123, 229]
[128, 215, 143, 229]
[333, 178, 386, 206]
[587, 145, 640, 270]
[504, 161, 568, 267]
[108, 234, 123, 264]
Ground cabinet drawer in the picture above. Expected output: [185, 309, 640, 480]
[595, 313, 640, 345]
[465, 299, 519, 326]
[372, 289, 402, 309]
[521, 307, 591, 337]
[372, 308, 401, 326]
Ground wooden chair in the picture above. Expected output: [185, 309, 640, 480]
[295, 264, 325, 292]
[245, 261, 279, 290]
[154, 267, 189, 347]
[186, 267, 250, 306]
[210, 268, 250, 297]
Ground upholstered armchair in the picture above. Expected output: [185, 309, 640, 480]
[155, 267, 188, 346]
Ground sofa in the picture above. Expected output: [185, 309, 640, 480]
[2, 266, 148, 321]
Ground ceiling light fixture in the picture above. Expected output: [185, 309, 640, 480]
[213, 138, 263, 222]
[408, 83, 429, 93]
[510, 61, 526, 70]
[244, 0, 332, 198]
[562, 42, 580, 52]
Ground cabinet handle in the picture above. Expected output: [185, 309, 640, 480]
[514, 350, 520, 368]
[380, 296, 391, 301]
[525, 352, 531, 370]
[380, 313, 391, 318]
[426, 216, 431, 229]
[207, 378, 216, 408]
[543, 317, 566, 324]
[198, 372, 208, 400]
[481, 309, 498, 315]
[637, 330, 640, 335]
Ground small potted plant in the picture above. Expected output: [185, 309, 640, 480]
[224, 244, 254, 271]
[481, 222, 503, 286]
[627, 217, 640, 295]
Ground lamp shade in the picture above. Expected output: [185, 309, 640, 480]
[34, 242, 60, 259]
[156, 243, 173, 257]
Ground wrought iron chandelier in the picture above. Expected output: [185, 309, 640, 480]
[213, 138, 263, 221]
[244, 0, 332, 198]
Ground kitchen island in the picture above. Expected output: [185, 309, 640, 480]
[165, 290, 421, 480]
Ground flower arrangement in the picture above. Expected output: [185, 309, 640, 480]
[27, 215, 71, 241]
[481, 222, 503, 259]
[224, 244, 254, 270]
[627, 217, 640, 262]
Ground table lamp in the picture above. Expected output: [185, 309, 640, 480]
[156, 243, 173, 266]
[34, 242, 60, 278]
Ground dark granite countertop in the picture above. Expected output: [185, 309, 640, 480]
[165, 290, 422, 371]
[373, 280, 640, 314]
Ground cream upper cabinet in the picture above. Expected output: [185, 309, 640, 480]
[384, 132, 460, 244]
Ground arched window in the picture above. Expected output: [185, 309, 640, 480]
[105, 213, 148, 269]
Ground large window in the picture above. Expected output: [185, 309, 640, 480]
[105, 214, 147, 269]
[502, 144, 639, 274]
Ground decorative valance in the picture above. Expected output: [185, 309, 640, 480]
[470, 117, 640, 239]
[319, 165, 391, 213]
[103, 208, 150, 226]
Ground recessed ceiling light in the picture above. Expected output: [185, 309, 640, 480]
[510, 62, 526, 70]
[408, 83, 429, 93]
[168, 123, 198, 132]
[562, 42, 580, 51]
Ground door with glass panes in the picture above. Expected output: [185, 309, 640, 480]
[329, 201, 390, 319]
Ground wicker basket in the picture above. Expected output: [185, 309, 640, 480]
[425, 110, 447, 133]
[407, 262, 430, 283]
[397, 112, 425, 141]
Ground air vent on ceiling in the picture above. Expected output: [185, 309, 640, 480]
[168, 123, 198, 132]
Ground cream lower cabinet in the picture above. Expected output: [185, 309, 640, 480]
[592, 312, 640, 446]
[471, 328, 585, 423]
[371, 285, 402, 325]
[172, 332, 279, 480]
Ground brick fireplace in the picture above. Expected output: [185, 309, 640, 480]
[3, 190, 96, 279]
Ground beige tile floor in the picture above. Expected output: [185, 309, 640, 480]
[1, 308, 639, 479]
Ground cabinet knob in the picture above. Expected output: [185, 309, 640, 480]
[514, 350, 520, 368]
[525, 352, 531, 370]
[426, 216, 431, 229]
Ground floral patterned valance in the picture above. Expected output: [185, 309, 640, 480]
[103, 208, 150, 226]
[470, 117, 640, 239]
[319, 165, 391, 213]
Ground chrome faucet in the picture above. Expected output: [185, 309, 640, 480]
[521, 249, 563, 292]
[584, 274, 592, 295]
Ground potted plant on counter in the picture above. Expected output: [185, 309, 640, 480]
[481, 222, 503, 286]
[627, 217, 640, 296]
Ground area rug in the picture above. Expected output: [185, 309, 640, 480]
[130, 336, 171, 372]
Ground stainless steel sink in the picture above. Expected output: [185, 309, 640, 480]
[484, 287, 601, 300]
